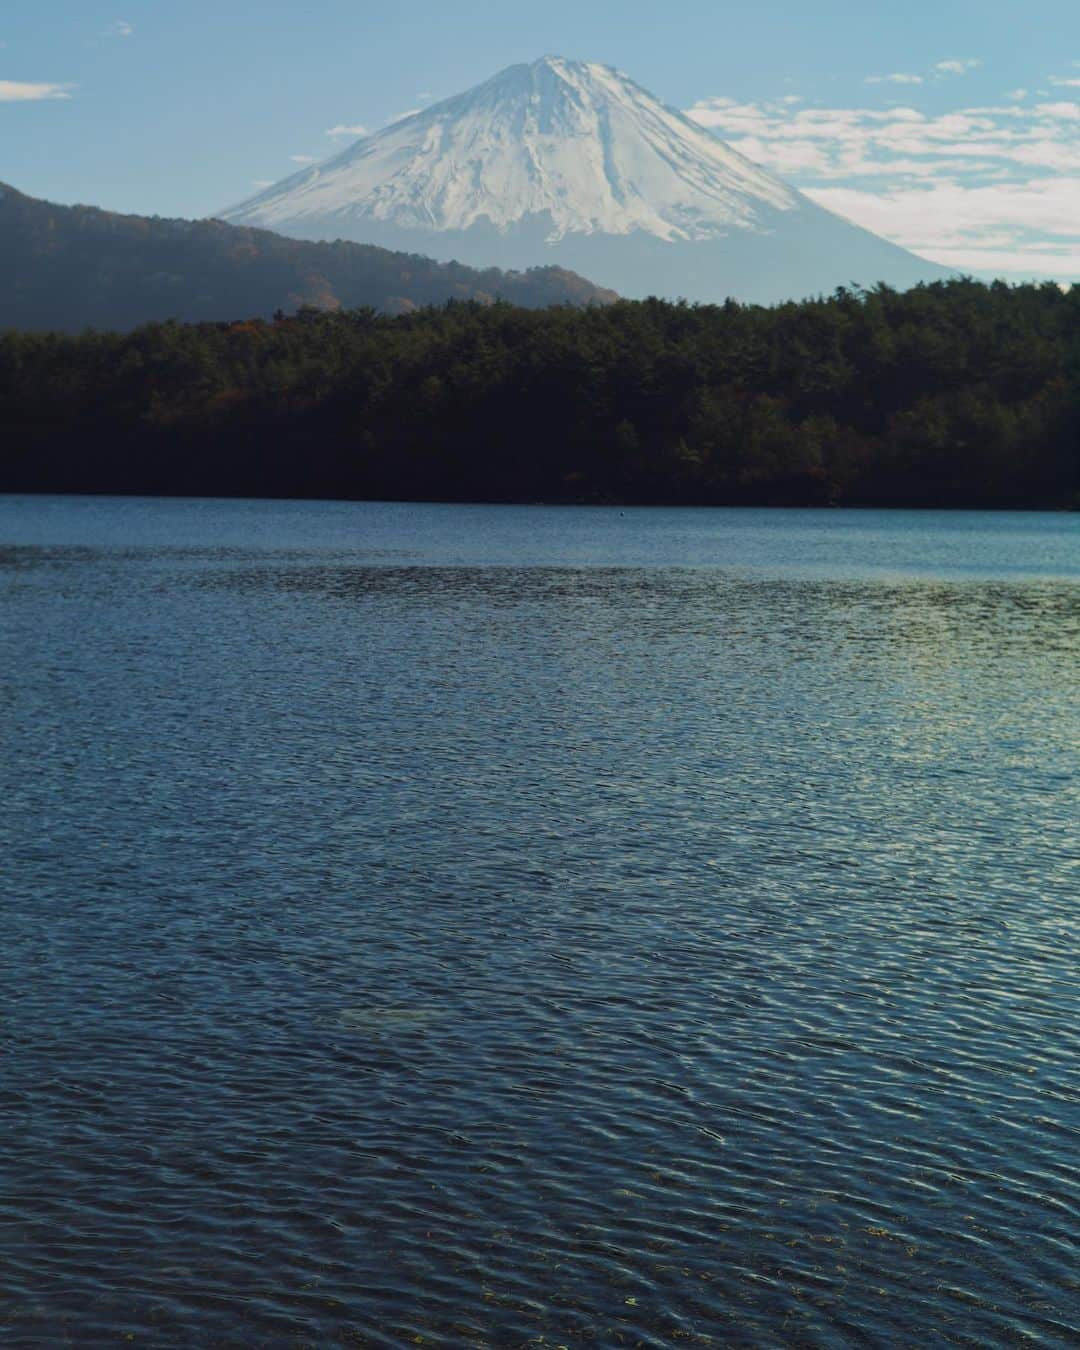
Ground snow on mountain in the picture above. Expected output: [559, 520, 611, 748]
[221, 57, 950, 304]
[225, 57, 799, 243]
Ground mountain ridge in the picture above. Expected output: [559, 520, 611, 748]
[0, 181, 616, 333]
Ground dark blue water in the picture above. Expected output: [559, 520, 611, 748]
[2, 499, 1077, 1347]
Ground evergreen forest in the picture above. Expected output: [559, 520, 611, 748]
[3, 278, 1079, 508]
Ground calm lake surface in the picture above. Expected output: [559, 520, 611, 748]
[2, 498, 1077, 1347]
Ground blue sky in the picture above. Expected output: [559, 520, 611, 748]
[4, 1, 1080, 277]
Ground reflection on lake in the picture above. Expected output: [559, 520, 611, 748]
[1, 499, 1077, 1346]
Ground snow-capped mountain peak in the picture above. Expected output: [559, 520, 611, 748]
[220, 56, 948, 304]
[224, 56, 799, 244]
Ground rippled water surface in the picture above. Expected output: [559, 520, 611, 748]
[2, 499, 1078, 1347]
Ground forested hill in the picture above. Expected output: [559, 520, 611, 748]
[3, 280, 1079, 508]
[0, 184, 616, 332]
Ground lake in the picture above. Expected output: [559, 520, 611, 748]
[2, 497, 1077, 1346]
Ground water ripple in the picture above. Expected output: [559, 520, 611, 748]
[1, 506, 1077, 1346]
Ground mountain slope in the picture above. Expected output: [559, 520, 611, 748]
[0, 182, 616, 333]
[222, 56, 951, 304]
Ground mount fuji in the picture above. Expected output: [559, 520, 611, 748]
[221, 56, 950, 304]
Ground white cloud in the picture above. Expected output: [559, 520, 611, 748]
[325, 122, 369, 138]
[1006, 89, 1028, 101]
[289, 154, 317, 163]
[686, 90, 1080, 278]
[807, 180, 1080, 276]
[1033, 101, 1080, 121]
[687, 95, 1080, 176]
[387, 108, 421, 123]
[809, 179, 1080, 243]
[865, 73, 923, 85]
[1048, 76, 1080, 87]
[252, 179, 274, 188]
[106, 19, 134, 38]
[935, 58, 980, 76]
[0, 79, 73, 101]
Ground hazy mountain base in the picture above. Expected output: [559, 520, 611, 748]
[259, 202, 951, 306]
[0, 184, 616, 334]
[3, 282, 1077, 509]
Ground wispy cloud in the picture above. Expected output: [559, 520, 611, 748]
[689, 96, 1080, 176]
[289, 154, 317, 164]
[106, 19, 134, 38]
[1048, 75, 1080, 87]
[0, 79, 73, 101]
[865, 73, 923, 85]
[807, 179, 1080, 275]
[686, 91, 1080, 278]
[387, 108, 421, 124]
[252, 179, 274, 189]
[935, 58, 980, 76]
[325, 123, 369, 138]
[865, 57, 981, 86]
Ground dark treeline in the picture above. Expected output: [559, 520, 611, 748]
[3, 278, 1079, 507]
